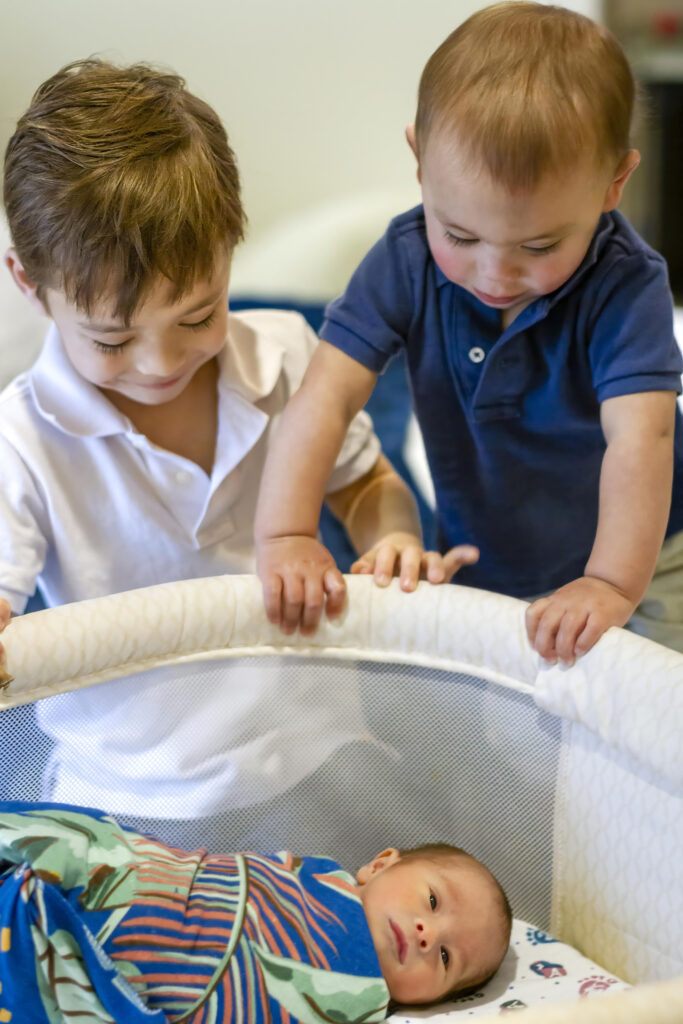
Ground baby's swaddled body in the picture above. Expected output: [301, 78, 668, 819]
[0, 802, 389, 1024]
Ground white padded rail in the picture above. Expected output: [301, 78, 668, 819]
[1, 575, 682, 788]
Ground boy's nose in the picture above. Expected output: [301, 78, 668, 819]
[136, 342, 186, 376]
[480, 251, 519, 289]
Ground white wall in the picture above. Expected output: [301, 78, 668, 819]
[0, 0, 601, 265]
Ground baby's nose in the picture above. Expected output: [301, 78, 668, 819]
[416, 920, 435, 951]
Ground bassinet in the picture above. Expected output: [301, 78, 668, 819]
[0, 574, 681, 1021]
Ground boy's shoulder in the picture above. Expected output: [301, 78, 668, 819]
[224, 307, 320, 400]
[384, 204, 429, 257]
[590, 211, 668, 282]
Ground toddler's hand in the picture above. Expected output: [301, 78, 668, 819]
[351, 533, 479, 592]
[257, 536, 346, 637]
[525, 576, 635, 665]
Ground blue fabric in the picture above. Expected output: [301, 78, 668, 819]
[320, 207, 683, 597]
[0, 801, 388, 1024]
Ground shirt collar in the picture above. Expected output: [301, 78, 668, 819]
[30, 312, 287, 438]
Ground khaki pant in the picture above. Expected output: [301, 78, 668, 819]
[625, 529, 683, 654]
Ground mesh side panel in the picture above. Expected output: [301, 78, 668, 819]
[0, 656, 561, 928]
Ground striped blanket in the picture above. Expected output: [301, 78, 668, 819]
[0, 802, 389, 1023]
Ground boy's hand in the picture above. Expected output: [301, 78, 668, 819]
[525, 575, 635, 665]
[257, 536, 346, 637]
[351, 534, 479, 591]
[0, 599, 10, 671]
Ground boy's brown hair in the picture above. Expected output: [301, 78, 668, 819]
[3, 59, 246, 322]
[414, 1, 635, 190]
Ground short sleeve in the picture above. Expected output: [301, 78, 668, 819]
[320, 221, 416, 373]
[588, 253, 683, 402]
[0, 437, 48, 613]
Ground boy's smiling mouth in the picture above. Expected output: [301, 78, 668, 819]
[390, 919, 407, 963]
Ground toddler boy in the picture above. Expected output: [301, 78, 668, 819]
[0, 802, 512, 1020]
[256, 2, 683, 662]
[0, 60, 460, 817]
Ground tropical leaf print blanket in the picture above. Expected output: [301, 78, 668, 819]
[0, 801, 389, 1024]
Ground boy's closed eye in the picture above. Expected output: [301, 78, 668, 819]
[443, 229, 560, 255]
[87, 308, 219, 354]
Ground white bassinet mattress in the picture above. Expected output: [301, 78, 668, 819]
[395, 919, 628, 1020]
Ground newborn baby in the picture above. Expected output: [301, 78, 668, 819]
[0, 803, 511, 1022]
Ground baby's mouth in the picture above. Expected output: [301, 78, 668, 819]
[390, 920, 407, 964]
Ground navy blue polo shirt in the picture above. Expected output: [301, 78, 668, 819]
[321, 206, 683, 597]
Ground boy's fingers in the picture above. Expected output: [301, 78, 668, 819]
[575, 615, 606, 657]
[442, 545, 479, 581]
[350, 554, 375, 575]
[323, 569, 347, 619]
[262, 575, 284, 626]
[525, 597, 550, 646]
[280, 575, 305, 635]
[424, 552, 446, 584]
[555, 609, 589, 666]
[532, 605, 564, 662]
[398, 546, 422, 591]
[373, 545, 398, 586]
[300, 576, 325, 637]
[0, 600, 9, 629]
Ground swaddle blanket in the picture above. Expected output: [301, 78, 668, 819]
[0, 802, 389, 1024]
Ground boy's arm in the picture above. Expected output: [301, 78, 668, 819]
[255, 341, 378, 634]
[255, 342, 478, 635]
[327, 453, 478, 592]
[526, 390, 676, 664]
[0, 601, 11, 683]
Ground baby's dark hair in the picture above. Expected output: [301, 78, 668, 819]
[399, 842, 512, 997]
[3, 58, 246, 324]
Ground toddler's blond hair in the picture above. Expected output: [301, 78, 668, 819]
[414, 1, 635, 190]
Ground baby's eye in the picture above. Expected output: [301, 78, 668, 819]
[429, 892, 437, 910]
[441, 947, 449, 968]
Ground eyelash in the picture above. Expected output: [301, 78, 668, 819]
[429, 891, 450, 968]
[443, 231, 559, 256]
[90, 310, 217, 354]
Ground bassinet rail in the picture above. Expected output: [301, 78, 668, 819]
[0, 575, 681, 1021]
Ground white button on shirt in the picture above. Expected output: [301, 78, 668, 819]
[468, 346, 486, 363]
[0, 309, 381, 817]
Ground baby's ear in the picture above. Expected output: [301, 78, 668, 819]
[356, 847, 401, 885]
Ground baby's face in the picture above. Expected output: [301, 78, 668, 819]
[357, 850, 508, 1005]
[416, 132, 626, 325]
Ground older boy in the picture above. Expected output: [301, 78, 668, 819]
[0, 61, 462, 816]
[256, 2, 683, 663]
[0, 802, 512, 1020]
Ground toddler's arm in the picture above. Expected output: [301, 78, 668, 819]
[255, 342, 477, 634]
[526, 390, 676, 664]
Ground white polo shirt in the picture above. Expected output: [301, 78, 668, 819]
[0, 309, 381, 816]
